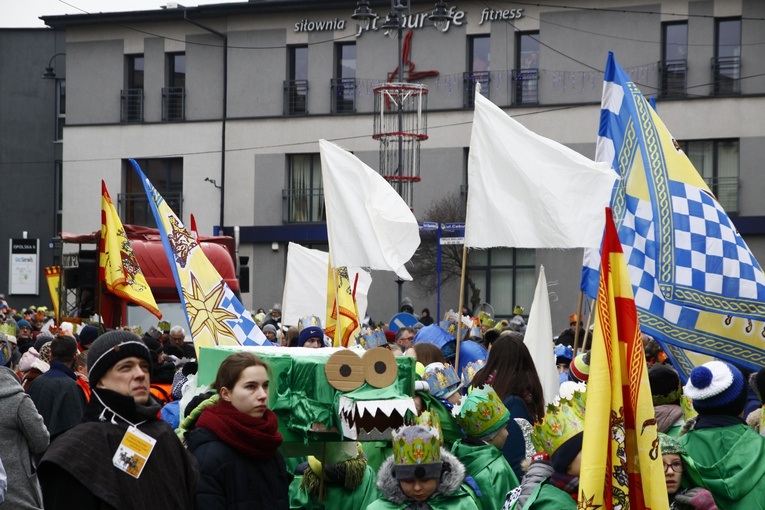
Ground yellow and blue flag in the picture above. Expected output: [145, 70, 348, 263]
[129, 159, 269, 350]
[582, 52, 765, 378]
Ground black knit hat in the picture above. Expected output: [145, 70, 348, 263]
[87, 330, 153, 386]
[648, 363, 682, 406]
[78, 324, 100, 349]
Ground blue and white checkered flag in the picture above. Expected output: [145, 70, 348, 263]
[580, 53, 765, 378]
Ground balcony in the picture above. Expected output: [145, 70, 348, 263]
[712, 56, 741, 96]
[463, 71, 490, 108]
[282, 188, 325, 223]
[162, 87, 185, 121]
[330, 78, 357, 114]
[659, 59, 687, 99]
[705, 176, 739, 215]
[284, 80, 308, 115]
[121, 89, 144, 123]
[514, 68, 539, 105]
[119, 191, 182, 227]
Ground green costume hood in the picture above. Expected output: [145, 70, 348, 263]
[680, 423, 765, 507]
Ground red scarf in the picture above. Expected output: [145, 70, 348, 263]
[196, 399, 283, 460]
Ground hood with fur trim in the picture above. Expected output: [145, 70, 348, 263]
[376, 448, 466, 505]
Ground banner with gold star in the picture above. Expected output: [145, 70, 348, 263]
[579, 208, 668, 510]
[100, 180, 162, 320]
[129, 160, 270, 350]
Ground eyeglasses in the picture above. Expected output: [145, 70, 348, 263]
[663, 461, 683, 473]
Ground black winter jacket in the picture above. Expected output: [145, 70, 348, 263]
[186, 426, 290, 510]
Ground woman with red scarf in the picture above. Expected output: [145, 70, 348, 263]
[187, 352, 289, 509]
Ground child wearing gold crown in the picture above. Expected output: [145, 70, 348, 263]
[502, 387, 587, 510]
[367, 424, 481, 510]
[451, 386, 520, 510]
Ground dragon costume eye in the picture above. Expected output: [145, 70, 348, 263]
[362, 347, 398, 388]
[326, 350, 365, 391]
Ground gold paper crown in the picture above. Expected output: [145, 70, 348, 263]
[531, 388, 586, 456]
[392, 425, 441, 466]
[453, 385, 510, 438]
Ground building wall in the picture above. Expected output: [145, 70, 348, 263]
[47, 0, 765, 332]
[0, 28, 65, 309]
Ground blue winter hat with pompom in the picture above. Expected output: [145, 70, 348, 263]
[683, 361, 745, 415]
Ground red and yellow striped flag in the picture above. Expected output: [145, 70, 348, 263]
[100, 181, 162, 319]
[324, 260, 360, 348]
[579, 208, 668, 510]
[44, 266, 61, 321]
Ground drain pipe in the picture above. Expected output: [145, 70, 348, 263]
[183, 9, 227, 230]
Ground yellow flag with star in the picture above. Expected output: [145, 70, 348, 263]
[130, 160, 269, 352]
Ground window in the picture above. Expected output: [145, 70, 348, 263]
[122, 55, 144, 122]
[661, 22, 687, 98]
[464, 35, 490, 107]
[285, 46, 308, 115]
[55, 160, 63, 236]
[332, 43, 356, 113]
[285, 154, 324, 223]
[680, 139, 739, 214]
[122, 158, 183, 227]
[163, 53, 185, 121]
[713, 18, 741, 95]
[516, 32, 539, 105]
[467, 249, 536, 319]
[55, 79, 66, 141]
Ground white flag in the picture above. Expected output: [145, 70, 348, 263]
[281, 242, 372, 328]
[465, 92, 617, 249]
[319, 139, 420, 280]
[523, 265, 560, 405]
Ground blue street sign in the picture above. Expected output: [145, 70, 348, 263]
[419, 222, 439, 231]
[388, 313, 419, 333]
[443, 222, 465, 232]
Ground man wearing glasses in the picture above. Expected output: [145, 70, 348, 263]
[169, 325, 195, 359]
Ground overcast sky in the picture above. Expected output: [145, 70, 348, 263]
[2, 0, 230, 28]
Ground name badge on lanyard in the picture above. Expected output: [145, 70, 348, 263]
[112, 425, 157, 478]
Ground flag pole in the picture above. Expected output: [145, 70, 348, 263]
[582, 298, 595, 352]
[572, 290, 584, 355]
[455, 244, 468, 371]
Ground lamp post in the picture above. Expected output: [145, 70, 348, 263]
[42, 52, 66, 79]
[353, 1, 453, 312]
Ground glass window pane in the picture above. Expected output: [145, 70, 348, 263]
[470, 36, 490, 72]
[339, 44, 356, 79]
[488, 268, 514, 316]
[664, 23, 687, 61]
[685, 141, 714, 181]
[717, 19, 741, 58]
[292, 46, 308, 80]
[513, 268, 537, 311]
[469, 249, 488, 266]
[518, 34, 539, 69]
[491, 248, 515, 266]
[516, 249, 535, 266]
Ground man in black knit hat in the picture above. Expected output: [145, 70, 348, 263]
[37, 330, 198, 510]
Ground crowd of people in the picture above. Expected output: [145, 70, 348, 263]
[0, 296, 764, 510]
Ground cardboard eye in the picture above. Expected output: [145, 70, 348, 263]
[325, 350, 365, 391]
[362, 347, 398, 388]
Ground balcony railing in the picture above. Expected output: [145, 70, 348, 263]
[514, 68, 539, 105]
[463, 71, 490, 108]
[712, 56, 741, 96]
[660, 59, 687, 98]
[284, 80, 308, 115]
[330, 78, 357, 114]
[282, 188, 325, 223]
[162, 87, 185, 121]
[705, 176, 739, 215]
[121, 89, 144, 123]
[119, 191, 182, 227]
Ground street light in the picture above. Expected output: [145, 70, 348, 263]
[42, 52, 66, 79]
[351, 0, 377, 31]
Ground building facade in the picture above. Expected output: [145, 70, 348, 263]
[0, 28, 65, 310]
[43, 0, 765, 331]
